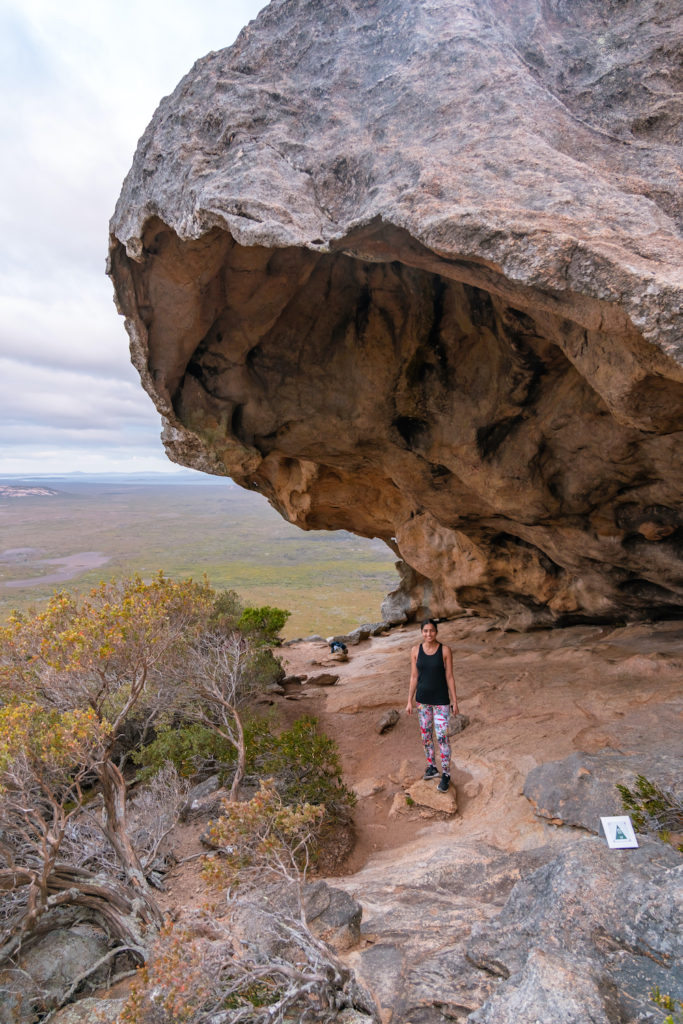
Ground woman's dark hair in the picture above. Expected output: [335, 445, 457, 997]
[421, 618, 438, 631]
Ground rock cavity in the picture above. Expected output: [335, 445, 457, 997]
[109, 0, 683, 627]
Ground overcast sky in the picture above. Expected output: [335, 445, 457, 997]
[0, 0, 267, 476]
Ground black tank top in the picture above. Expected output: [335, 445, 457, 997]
[416, 643, 449, 705]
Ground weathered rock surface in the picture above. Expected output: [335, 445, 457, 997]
[180, 773, 224, 821]
[305, 879, 362, 951]
[0, 924, 111, 1022]
[229, 880, 362, 961]
[51, 996, 126, 1024]
[448, 712, 470, 737]
[110, 0, 683, 627]
[335, 839, 558, 1023]
[334, 834, 682, 1024]
[307, 671, 340, 687]
[524, 749, 683, 832]
[467, 837, 683, 1024]
[375, 709, 400, 735]
[407, 777, 458, 815]
[354, 777, 385, 799]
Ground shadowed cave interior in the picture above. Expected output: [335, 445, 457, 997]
[112, 218, 683, 627]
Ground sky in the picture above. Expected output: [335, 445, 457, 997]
[0, 0, 268, 476]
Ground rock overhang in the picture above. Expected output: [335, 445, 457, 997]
[109, 0, 683, 627]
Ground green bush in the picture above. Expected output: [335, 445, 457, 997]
[617, 775, 683, 852]
[208, 589, 244, 633]
[237, 605, 290, 645]
[651, 986, 683, 1024]
[258, 715, 356, 825]
[244, 646, 285, 689]
[133, 723, 238, 782]
[134, 719, 272, 782]
[135, 715, 355, 827]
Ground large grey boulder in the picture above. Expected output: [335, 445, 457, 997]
[335, 840, 558, 1021]
[110, 0, 683, 628]
[334, 832, 682, 1023]
[524, 749, 683, 832]
[0, 924, 110, 1023]
[304, 879, 362, 950]
[467, 837, 683, 1024]
[50, 996, 126, 1024]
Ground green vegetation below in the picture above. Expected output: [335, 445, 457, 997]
[0, 479, 398, 638]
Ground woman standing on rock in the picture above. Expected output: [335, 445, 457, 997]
[405, 619, 458, 792]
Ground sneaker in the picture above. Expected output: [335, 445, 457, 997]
[437, 773, 450, 793]
[423, 765, 439, 780]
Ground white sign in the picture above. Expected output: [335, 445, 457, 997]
[600, 815, 639, 849]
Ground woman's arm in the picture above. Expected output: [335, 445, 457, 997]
[443, 645, 459, 713]
[405, 645, 419, 714]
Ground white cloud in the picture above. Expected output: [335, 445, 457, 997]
[0, 357, 157, 428]
[0, 0, 267, 475]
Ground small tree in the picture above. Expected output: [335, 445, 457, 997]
[0, 574, 294, 1011]
[174, 633, 257, 799]
[119, 782, 378, 1024]
[0, 574, 214, 912]
[0, 701, 148, 964]
[236, 606, 290, 646]
[617, 775, 683, 851]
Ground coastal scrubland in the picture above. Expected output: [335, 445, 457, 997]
[0, 478, 397, 638]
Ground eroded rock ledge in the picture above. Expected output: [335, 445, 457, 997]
[109, 0, 683, 627]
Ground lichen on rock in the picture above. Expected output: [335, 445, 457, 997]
[109, 0, 683, 627]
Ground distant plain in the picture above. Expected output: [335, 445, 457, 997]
[0, 477, 398, 639]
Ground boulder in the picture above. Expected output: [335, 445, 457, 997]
[336, 835, 681, 1023]
[336, 840, 556, 1022]
[468, 948, 620, 1024]
[304, 880, 362, 950]
[448, 712, 470, 736]
[230, 881, 362, 957]
[0, 924, 110, 1023]
[406, 778, 458, 815]
[306, 672, 339, 687]
[353, 777, 385, 799]
[524, 749, 683, 832]
[375, 709, 400, 735]
[110, 0, 683, 629]
[467, 837, 683, 1024]
[180, 773, 225, 822]
[388, 792, 413, 819]
[51, 997, 127, 1024]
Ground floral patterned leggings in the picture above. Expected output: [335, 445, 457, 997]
[417, 703, 450, 773]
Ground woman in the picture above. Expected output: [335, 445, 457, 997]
[405, 619, 458, 792]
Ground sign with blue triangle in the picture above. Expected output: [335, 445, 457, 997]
[599, 815, 638, 849]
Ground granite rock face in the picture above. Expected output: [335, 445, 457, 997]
[109, 0, 683, 627]
[524, 749, 683, 833]
[335, 840, 558, 1023]
[337, 836, 683, 1024]
[467, 837, 683, 1024]
[0, 924, 110, 1022]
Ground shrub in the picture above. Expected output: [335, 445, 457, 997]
[237, 605, 290, 645]
[617, 775, 683, 852]
[207, 588, 244, 634]
[134, 719, 268, 783]
[136, 714, 354, 816]
[651, 986, 683, 1024]
[258, 715, 356, 824]
[119, 782, 376, 1024]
